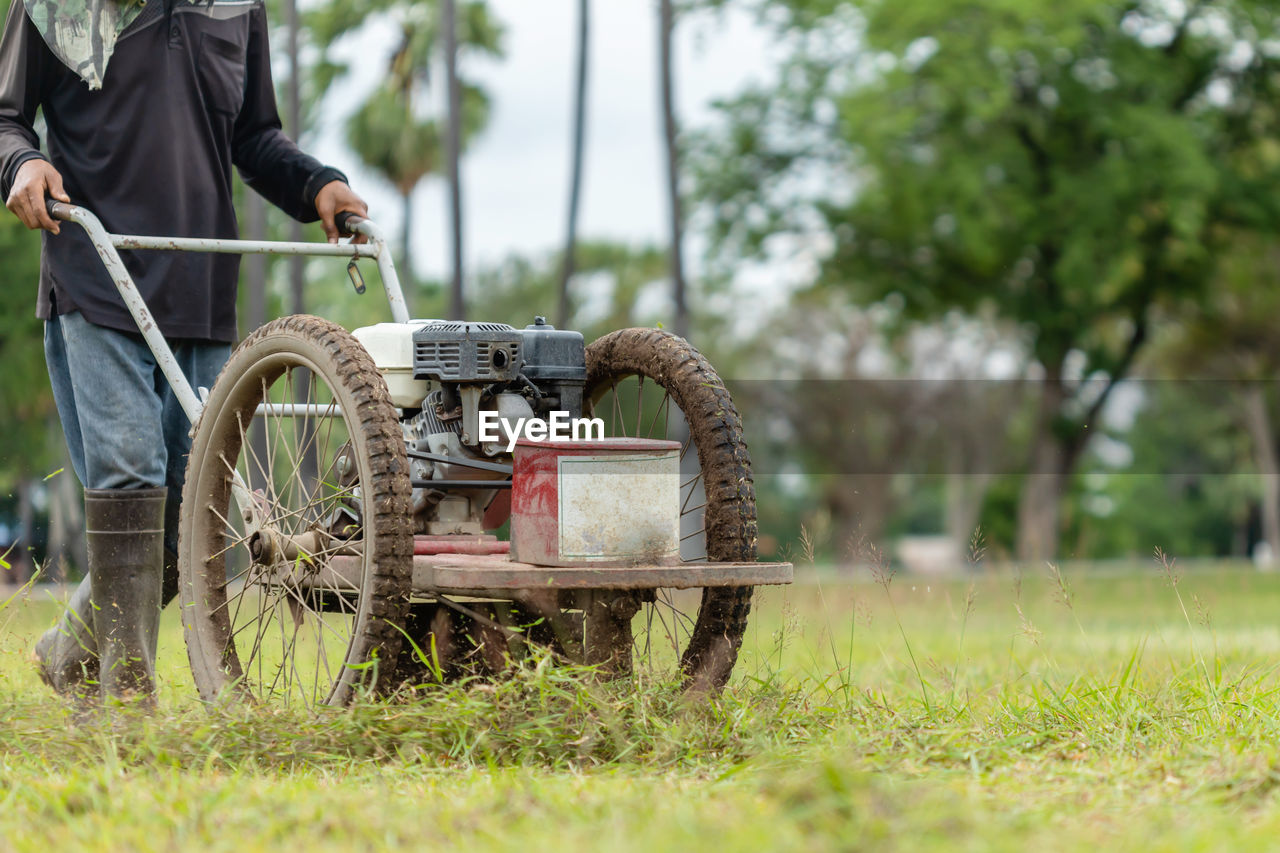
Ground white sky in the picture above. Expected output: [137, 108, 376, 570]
[310, 1, 774, 282]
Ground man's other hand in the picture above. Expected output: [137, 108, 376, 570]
[7, 159, 69, 234]
[315, 181, 369, 245]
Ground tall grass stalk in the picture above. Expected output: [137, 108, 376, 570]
[1048, 561, 1088, 640]
[864, 541, 932, 715]
[1155, 546, 1221, 705]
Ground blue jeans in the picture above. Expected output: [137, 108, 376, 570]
[45, 311, 230, 554]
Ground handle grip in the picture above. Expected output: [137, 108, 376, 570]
[335, 210, 364, 236]
[46, 198, 72, 221]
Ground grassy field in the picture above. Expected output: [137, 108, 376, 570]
[5, 560, 1280, 850]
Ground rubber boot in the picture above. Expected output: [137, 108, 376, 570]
[34, 494, 180, 701]
[85, 487, 167, 709]
[33, 576, 99, 701]
[161, 486, 181, 606]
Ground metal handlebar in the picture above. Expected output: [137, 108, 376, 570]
[45, 200, 412, 542]
[46, 200, 412, 424]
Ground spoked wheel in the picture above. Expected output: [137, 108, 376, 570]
[179, 315, 412, 707]
[580, 328, 757, 693]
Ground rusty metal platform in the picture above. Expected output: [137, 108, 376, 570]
[327, 552, 792, 594]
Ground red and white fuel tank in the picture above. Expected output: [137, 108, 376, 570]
[509, 437, 682, 567]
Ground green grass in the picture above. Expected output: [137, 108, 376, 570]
[6, 561, 1280, 850]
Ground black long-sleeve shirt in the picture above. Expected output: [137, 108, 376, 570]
[0, 0, 345, 342]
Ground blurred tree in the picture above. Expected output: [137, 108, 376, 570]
[658, 0, 688, 339]
[471, 241, 667, 342]
[337, 1, 501, 283]
[730, 290, 1025, 556]
[559, 0, 590, 328]
[1070, 380, 1255, 560]
[305, 0, 500, 301]
[692, 0, 1280, 560]
[239, 0, 368, 339]
[0, 208, 62, 580]
[346, 84, 487, 277]
[284, 0, 304, 319]
[443, 0, 463, 318]
[1149, 231, 1280, 565]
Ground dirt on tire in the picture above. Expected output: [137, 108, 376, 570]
[178, 314, 413, 706]
[585, 327, 758, 693]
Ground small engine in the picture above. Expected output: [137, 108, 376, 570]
[411, 317, 586, 423]
[353, 316, 587, 535]
[412, 321, 523, 384]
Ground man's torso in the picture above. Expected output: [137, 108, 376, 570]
[37, 0, 260, 341]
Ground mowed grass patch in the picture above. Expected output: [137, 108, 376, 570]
[5, 562, 1280, 849]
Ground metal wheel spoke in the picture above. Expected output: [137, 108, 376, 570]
[644, 392, 671, 440]
[647, 595, 680, 656]
[611, 379, 625, 437]
[183, 319, 411, 708]
[635, 375, 645, 436]
[289, 406, 336, 519]
[205, 502, 253, 563]
[656, 589, 697, 636]
[208, 563, 257, 620]
[220, 562, 266, 642]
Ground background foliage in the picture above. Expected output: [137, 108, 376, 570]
[5, 0, 1280, 575]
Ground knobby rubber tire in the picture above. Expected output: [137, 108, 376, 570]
[178, 315, 413, 706]
[585, 328, 757, 693]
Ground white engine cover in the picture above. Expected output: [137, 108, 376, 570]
[351, 321, 433, 408]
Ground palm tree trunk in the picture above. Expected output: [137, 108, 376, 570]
[1243, 385, 1280, 569]
[658, 0, 687, 340]
[245, 192, 271, 493]
[60, 453, 87, 578]
[246, 193, 267, 328]
[559, 0, 590, 328]
[443, 0, 465, 320]
[14, 477, 33, 584]
[43, 455, 87, 581]
[284, 0, 316, 485]
[401, 189, 414, 278]
[285, 0, 304, 319]
[1016, 370, 1068, 562]
[46, 469, 69, 582]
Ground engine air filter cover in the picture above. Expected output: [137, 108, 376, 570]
[412, 321, 523, 383]
[520, 318, 586, 383]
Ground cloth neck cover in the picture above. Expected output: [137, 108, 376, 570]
[22, 0, 145, 90]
